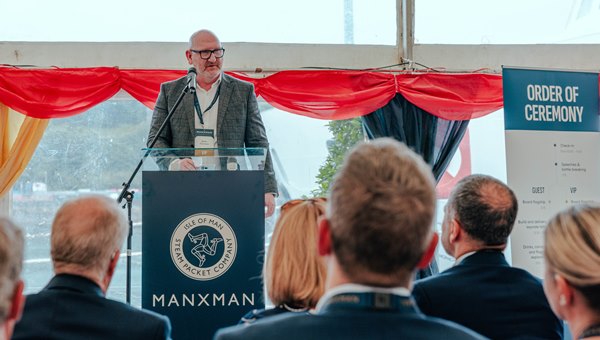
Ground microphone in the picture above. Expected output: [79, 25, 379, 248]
[187, 67, 203, 124]
[187, 67, 197, 93]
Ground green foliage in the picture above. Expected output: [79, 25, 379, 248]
[312, 117, 364, 196]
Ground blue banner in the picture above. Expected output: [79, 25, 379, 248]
[503, 67, 599, 132]
[142, 170, 265, 340]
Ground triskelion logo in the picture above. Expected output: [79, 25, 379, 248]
[170, 213, 237, 281]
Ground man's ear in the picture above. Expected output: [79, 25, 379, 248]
[101, 250, 121, 294]
[8, 280, 24, 321]
[185, 50, 193, 64]
[107, 250, 120, 277]
[449, 219, 462, 244]
[417, 232, 439, 269]
[318, 218, 332, 256]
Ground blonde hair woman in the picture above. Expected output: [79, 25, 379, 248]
[240, 198, 327, 324]
[544, 204, 600, 339]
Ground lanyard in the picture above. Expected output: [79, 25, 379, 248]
[320, 292, 415, 313]
[194, 81, 222, 125]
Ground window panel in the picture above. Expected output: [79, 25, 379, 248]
[1, 0, 395, 45]
[415, 0, 600, 44]
[12, 93, 150, 304]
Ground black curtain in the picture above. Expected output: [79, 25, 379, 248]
[361, 93, 469, 279]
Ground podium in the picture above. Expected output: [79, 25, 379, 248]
[141, 148, 266, 340]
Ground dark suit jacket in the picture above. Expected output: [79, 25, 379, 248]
[413, 250, 563, 339]
[148, 74, 277, 194]
[239, 305, 299, 324]
[12, 274, 171, 340]
[214, 293, 486, 340]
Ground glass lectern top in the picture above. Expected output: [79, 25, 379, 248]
[142, 147, 267, 171]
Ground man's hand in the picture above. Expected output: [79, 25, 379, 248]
[265, 193, 276, 218]
[168, 158, 197, 171]
[179, 158, 198, 170]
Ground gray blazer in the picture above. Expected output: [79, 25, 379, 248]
[148, 73, 277, 194]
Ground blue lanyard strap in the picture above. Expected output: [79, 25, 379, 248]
[320, 292, 415, 313]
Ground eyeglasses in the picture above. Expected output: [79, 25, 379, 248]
[190, 48, 225, 60]
[281, 197, 327, 212]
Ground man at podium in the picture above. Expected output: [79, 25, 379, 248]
[148, 29, 278, 217]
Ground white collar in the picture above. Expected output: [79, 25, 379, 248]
[454, 251, 477, 266]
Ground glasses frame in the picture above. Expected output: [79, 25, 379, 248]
[189, 48, 226, 60]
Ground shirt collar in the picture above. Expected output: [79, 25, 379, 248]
[454, 250, 477, 266]
[315, 283, 410, 312]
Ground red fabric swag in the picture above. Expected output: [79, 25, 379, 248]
[121, 69, 185, 109]
[0, 67, 504, 120]
[233, 71, 397, 120]
[0, 67, 121, 119]
[396, 73, 504, 120]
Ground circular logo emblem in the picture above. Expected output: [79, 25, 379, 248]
[170, 213, 237, 281]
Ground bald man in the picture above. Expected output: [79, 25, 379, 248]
[413, 174, 563, 339]
[148, 29, 277, 217]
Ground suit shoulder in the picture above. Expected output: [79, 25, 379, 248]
[423, 315, 488, 339]
[509, 266, 543, 282]
[106, 300, 171, 337]
[105, 298, 170, 324]
[414, 268, 457, 288]
[160, 76, 188, 90]
[224, 74, 254, 90]
[215, 312, 487, 340]
[216, 313, 309, 339]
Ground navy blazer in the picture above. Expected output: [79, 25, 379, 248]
[214, 293, 486, 340]
[13, 274, 171, 340]
[239, 305, 308, 324]
[413, 250, 563, 339]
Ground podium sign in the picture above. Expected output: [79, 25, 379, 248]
[141, 148, 266, 340]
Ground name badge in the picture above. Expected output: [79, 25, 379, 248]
[195, 128, 215, 156]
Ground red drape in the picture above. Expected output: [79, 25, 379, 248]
[0, 67, 504, 120]
[0, 67, 121, 118]
[233, 71, 398, 120]
[120, 69, 185, 109]
[396, 73, 504, 120]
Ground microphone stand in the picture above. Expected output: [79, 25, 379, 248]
[116, 78, 194, 304]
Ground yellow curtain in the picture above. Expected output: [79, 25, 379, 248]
[0, 103, 49, 197]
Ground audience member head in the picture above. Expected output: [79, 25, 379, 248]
[0, 217, 25, 339]
[544, 204, 600, 339]
[442, 174, 518, 258]
[51, 195, 127, 294]
[320, 137, 437, 288]
[264, 197, 327, 309]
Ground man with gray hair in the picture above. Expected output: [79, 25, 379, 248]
[214, 138, 484, 339]
[0, 217, 25, 340]
[13, 195, 171, 340]
[413, 174, 563, 339]
[148, 29, 277, 217]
